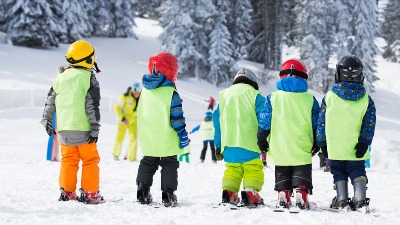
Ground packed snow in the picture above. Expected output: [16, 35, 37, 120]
[0, 18, 399, 225]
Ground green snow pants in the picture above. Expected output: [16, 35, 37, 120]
[222, 158, 264, 193]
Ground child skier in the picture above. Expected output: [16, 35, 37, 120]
[190, 111, 216, 163]
[136, 52, 189, 207]
[41, 40, 103, 204]
[213, 68, 265, 207]
[257, 59, 320, 210]
[316, 55, 376, 212]
[112, 82, 141, 161]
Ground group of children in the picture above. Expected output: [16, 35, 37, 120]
[41, 40, 376, 211]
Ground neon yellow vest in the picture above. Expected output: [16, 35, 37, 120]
[200, 121, 214, 140]
[325, 91, 369, 160]
[267, 91, 314, 166]
[219, 83, 260, 153]
[53, 68, 91, 131]
[137, 87, 182, 157]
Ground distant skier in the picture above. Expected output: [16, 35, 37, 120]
[190, 111, 216, 163]
[317, 55, 376, 212]
[213, 68, 265, 207]
[41, 40, 103, 204]
[136, 52, 189, 207]
[205, 96, 216, 111]
[257, 59, 320, 211]
[112, 82, 141, 161]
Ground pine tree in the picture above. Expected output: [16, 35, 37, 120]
[208, 0, 236, 86]
[136, 0, 162, 18]
[351, 0, 379, 91]
[228, 0, 253, 59]
[60, 0, 92, 43]
[87, 0, 113, 37]
[108, 0, 137, 38]
[0, 1, 6, 32]
[381, 0, 400, 62]
[5, 0, 59, 48]
[334, 0, 354, 59]
[247, 0, 265, 63]
[298, 0, 335, 92]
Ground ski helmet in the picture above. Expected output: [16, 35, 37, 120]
[335, 55, 364, 83]
[65, 40, 95, 69]
[148, 52, 179, 82]
[132, 82, 141, 92]
[233, 68, 259, 90]
[279, 58, 308, 80]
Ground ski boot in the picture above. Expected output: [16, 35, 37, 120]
[137, 182, 153, 204]
[294, 185, 310, 210]
[77, 188, 104, 204]
[59, 188, 77, 201]
[222, 190, 239, 205]
[351, 176, 370, 213]
[330, 180, 351, 211]
[240, 189, 263, 207]
[276, 190, 292, 210]
[162, 189, 178, 207]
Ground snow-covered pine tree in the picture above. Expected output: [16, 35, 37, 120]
[247, 0, 265, 63]
[334, 0, 353, 59]
[298, 0, 335, 92]
[60, 0, 92, 43]
[108, 0, 137, 38]
[228, 0, 253, 59]
[159, 0, 201, 78]
[351, 0, 379, 91]
[0, 0, 6, 32]
[136, 0, 162, 18]
[208, 0, 236, 86]
[282, 0, 299, 47]
[381, 0, 400, 62]
[5, 0, 59, 48]
[87, 0, 113, 37]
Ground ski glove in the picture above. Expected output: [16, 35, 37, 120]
[215, 148, 223, 161]
[45, 120, 56, 136]
[257, 140, 269, 154]
[179, 133, 190, 149]
[355, 142, 369, 158]
[87, 135, 98, 144]
[311, 145, 319, 156]
[321, 145, 328, 158]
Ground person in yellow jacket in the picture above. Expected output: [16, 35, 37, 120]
[41, 40, 103, 204]
[112, 82, 141, 161]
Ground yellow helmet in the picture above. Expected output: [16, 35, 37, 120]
[65, 40, 95, 68]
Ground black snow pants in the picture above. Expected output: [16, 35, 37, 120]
[136, 156, 180, 190]
[274, 164, 313, 191]
[200, 141, 216, 161]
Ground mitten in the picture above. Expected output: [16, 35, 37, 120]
[355, 142, 368, 158]
[87, 135, 98, 144]
[321, 145, 328, 158]
[257, 139, 269, 153]
[179, 133, 189, 149]
[44, 120, 56, 136]
[215, 148, 223, 161]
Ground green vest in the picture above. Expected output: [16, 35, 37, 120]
[219, 83, 260, 153]
[200, 121, 214, 140]
[137, 87, 182, 157]
[325, 91, 369, 160]
[53, 68, 91, 131]
[267, 91, 314, 166]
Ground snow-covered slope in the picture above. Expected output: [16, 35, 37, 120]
[0, 18, 399, 225]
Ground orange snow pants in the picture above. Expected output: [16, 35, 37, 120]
[59, 142, 100, 193]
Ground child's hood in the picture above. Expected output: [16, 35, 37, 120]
[142, 73, 175, 90]
[276, 76, 308, 93]
[332, 82, 366, 101]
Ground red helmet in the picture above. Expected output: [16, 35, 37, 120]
[148, 52, 179, 82]
[279, 58, 308, 80]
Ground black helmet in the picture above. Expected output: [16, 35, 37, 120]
[335, 55, 364, 83]
[233, 68, 259, 90]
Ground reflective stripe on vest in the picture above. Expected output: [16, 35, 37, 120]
[267, 91, 314, 166]
[219, 83, 260, 153]
[137, 87, 181, 157]
[325, 91, 369, 160]
[53, 68, 91, 131]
